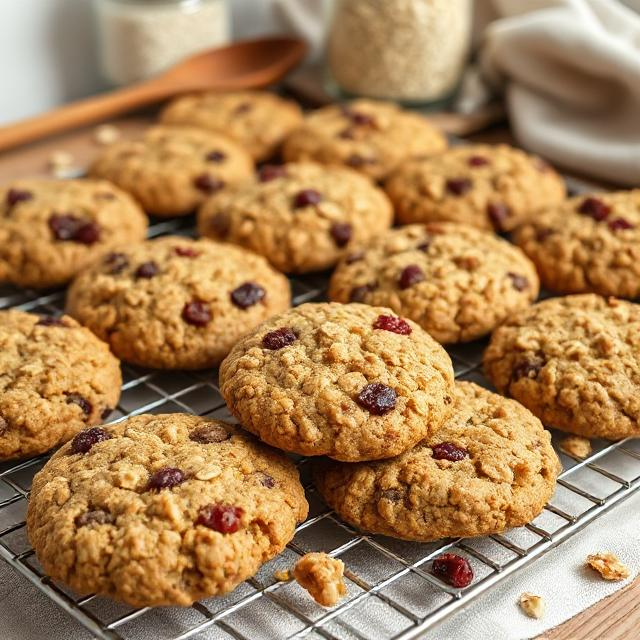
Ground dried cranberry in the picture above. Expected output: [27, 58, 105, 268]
[209, 212, 230, 237]
[230, 282, 265, 309]
[36, 315, 67, 327]
[338, 128, 355, 140]
[257, 472, 276, 488]
[75, 509, 113, 527]
[135, 261, 159, 279]
[258, 165, 287, 182]
[6, 188, 33, 207]
[190, 423, 231, 444]
[508, 273, 529, 291]
[70, 427, 110, 454]
[262, 327, 297, 350]
[467, 155, 490, 167]
[205, 150, 226, 163]
[234, 102, 252, 115]
[578, 197, 611, 221]
[487, 202, 510, 230]
[513, 356, 545, 381]
[535, 227, 554, 242]
[174, 246, 200, 258]
[147, 467, 185, 491]
[349, 282, 376, 302]
[293, 189, 322, 208]
[445, 178, 472, 196]
[346, 250, 365, 264]
[373, 315, 412, 335]
[104, 252, 129, 274]
[66, 394, 92, 416]
[330, 222, 352, 247]
[432, 442, 468, 462]
[432, 553, 474, 588]
[350, 111, 377, 127]
[608, 217, 634, 231]
[101, 407, 113, 420]
[417, 239, 432, 252]
[398, 264, 425, 289]
[381, 488, 403, 502]
[49, 214, 100, 244]
[346, 154, 376, 168]
[75, 222, 101, 245]
[0, 416, 8, 436]
[196, 504, 243, 533]
[182, 301, 211, 326]
[356, 383, 397, 415]
[194, 174, 225, 194]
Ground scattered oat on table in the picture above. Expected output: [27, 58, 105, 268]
[560, 435, 592, 459]
[48, 150, 76, 177]
[94, 124, 121, 145]
[586, 553, 630, 581]
[273, 569, 291, 582]
[519, 592, 545, 619]
[293, 552, 347, 607]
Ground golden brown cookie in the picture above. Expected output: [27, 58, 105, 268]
[385, 144, 566, 231]
[0, 310, 121, 460]
[484, 295, 640, 439]
[219, 302, 455, 462]
[89, 125, 253, 216]
[197, 162, 393, 273]
[160, 90, 303, 161]
[314, 381, 560, 541]
[329, 222, 539, 343]
[27, 414, 308, 607]
[513, 191, 640, 299]
[0, 179, 147, 288]
[282, 100, 447, 181]
[66, 236, 290, 369]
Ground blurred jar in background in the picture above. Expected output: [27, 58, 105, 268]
[326, 0, 472, 105]
[97, 0, 230, 86]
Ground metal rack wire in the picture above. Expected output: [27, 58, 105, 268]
[1, 213, 639, 640]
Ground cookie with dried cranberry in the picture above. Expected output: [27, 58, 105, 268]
[66, 236, 290, 369]
[0, 179, 147, 288]
[160, 90, 303, 162]
[282, 99, 447, 181]
[329, 223, 539, 344]
[385, 144, 566, 231]
[89, 125, 253, 217]
[198, 162, 393, 273]
[219, 302, 455, 461]
[484, 295, 640, 439]
[27, 413, 308, 607]
[0, 310, 121, 460]
[513, 191, 640, 299]
[314, 381, 560, 541]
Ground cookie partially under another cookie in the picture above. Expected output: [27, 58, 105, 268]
[314, 381, 561, 541]
[514, 191, 640, 299]
[0, 310, 121, 460]
[385, 144, 566, 231]
[27, 414, 308, 607]
[66, 236, 290, 369]
[219, 302, 455, 462]
[282, 99, 447, 181]
[0, 179, 147, 288]
[198, 162, 393, 273]
[329, 222, 540, 344]
[89, 125, 253, 216]
[160, 90, 303, 161]
[484, 294, 640, 440]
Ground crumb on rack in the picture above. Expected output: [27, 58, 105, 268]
[519, 592, 545, 619]
[293, 552, 347, 607]
[94, 124, 121, 145]
[273, 569, 290, 582]
[586, 552, 630, 581]
[48, 150, 77, 177]
[560, 435, 592, 459]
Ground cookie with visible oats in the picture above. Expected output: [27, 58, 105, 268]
[66, 236, 290, 369]
[282, 99, 447, 181]
[219, 302, 455, 462]
[89, 125, 253, 216]
[27, 413, 308, 607]
[329, 222, 539, 344]
[385, 144, 566, 231]
[160, 90, 303, 161]
[0, 179, 147, 288]
[0, 309, 121, 460]
[484, 294, 640, 439]
[313, 382, 560, 541]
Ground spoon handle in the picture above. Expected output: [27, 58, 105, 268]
[0, 81, 172, 152]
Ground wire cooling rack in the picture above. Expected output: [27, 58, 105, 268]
[1, 203, 640, 640]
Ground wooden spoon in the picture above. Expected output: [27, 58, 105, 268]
[0, 36, 307, 152]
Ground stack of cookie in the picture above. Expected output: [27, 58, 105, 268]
[0, 91, 636, 610]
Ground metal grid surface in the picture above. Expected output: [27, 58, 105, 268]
[1, 216, 639, 640]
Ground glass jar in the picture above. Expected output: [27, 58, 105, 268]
[96, 0, 230, 86]
[325, 0, 472, 105]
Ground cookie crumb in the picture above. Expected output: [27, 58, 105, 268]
[94, 124, 121, 145]
[586, 553, 630, 581]
[274, 569, 290, 582]
[519, 592, 545, 619]
[293, 552, 347, 607]
[48, 150, 76, 177]
[560, 435, 592, 459]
